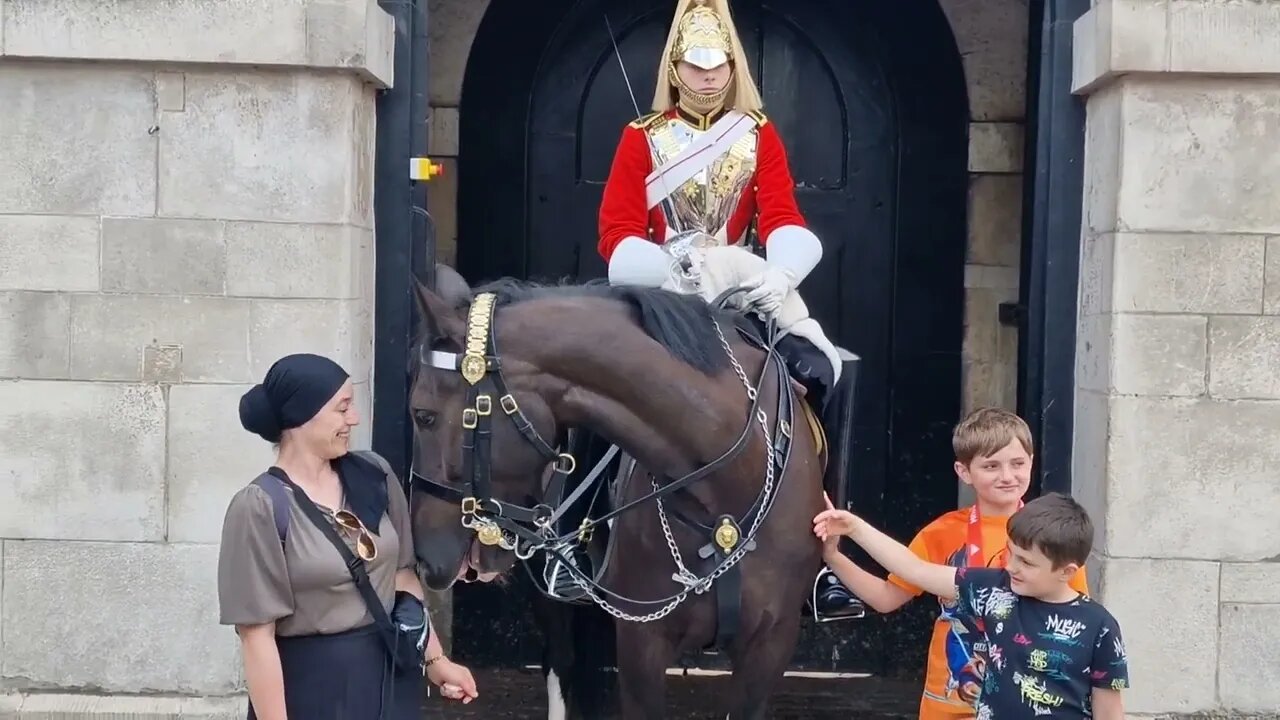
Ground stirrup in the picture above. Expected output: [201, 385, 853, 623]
[543, 551, 587, 602]
[808, 566, 867, 623]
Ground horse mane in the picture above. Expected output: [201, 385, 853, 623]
[473, 277, 730, 374]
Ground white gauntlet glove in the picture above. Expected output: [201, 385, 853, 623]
[742, 266, 797, 315]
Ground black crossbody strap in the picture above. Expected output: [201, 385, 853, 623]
[264, 467, 405, 663]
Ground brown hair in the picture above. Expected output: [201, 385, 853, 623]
[1007, 492, 1094, 568]
[952, 407, 1034, 465]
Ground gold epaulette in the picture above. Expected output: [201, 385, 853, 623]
[744, 110, 768, 127]
[628, 111, 665, 130]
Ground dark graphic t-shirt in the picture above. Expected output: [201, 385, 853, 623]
[953, 567, 1130, 718]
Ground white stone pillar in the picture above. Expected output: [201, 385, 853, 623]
[0, 1, 393, 715]
[1073, 0, 1280, 715]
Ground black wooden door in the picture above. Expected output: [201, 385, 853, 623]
[456, 0, 968, 678]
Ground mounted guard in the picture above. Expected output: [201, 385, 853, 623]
[592, 0, 865, 623]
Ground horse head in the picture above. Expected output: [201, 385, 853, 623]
[408, 265, 567, 590]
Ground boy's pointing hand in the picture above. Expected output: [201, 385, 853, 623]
[813, 493, 861, 541]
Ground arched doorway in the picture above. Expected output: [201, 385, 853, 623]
[455, 0, 968, 676]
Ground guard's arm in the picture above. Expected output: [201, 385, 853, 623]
[755, 121, 821, 283]
[599, 124, 654, 262]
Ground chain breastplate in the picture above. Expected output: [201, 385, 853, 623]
[646, 116, 759, 244]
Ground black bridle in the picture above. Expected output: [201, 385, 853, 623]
[410, 292, 577, 548]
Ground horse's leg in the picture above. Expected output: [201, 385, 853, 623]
[725, 598, 806, 720]
[530, 580, 575, 719]
[615, 619, 675, 720]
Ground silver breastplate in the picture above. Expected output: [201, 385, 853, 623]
[646, 117, 759, 245]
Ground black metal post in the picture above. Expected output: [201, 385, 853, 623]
[1017, 0, 1091, 497]
[372, 0, 434, 479]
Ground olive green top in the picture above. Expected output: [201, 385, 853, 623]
[216, 455, 416, 637]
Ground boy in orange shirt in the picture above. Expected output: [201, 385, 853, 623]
[821, 407, 1089, 718]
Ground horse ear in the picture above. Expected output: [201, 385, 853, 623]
[434, 263, 473, 309]
[413, 275, 465, 346]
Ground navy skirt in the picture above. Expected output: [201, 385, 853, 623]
[247, 624, 421, 720]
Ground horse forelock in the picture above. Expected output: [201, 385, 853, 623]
[466, 278, 730, 375]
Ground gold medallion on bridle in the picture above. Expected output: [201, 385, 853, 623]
[460, 354, 487, 385]
[476, 521, 503, 547]
[714, 518, 740, 552]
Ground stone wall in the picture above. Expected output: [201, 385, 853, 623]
[0, 0, 393, 715]
[1073, 0, 1280, 715]
[423, 0, 1030, 421]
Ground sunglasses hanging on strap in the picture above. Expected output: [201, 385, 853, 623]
[265, 466, 429, 675]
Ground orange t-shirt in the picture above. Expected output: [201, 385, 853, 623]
[886, 508, 1090, 719]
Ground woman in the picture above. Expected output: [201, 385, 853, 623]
[217, 353, 477, 719]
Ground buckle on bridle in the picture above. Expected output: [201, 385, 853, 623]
[462, 408, 478, 429]
[461, 497, 479, 516]
[554, 452, 577, 475]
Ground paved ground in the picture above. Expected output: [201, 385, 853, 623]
[426, 668, 921, 719]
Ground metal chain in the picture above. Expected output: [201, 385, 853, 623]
[552, 319, 781, 623]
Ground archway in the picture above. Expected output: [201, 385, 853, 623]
[455, 0, 968, 676]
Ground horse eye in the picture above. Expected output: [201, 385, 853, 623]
[413, 409, 437, 428]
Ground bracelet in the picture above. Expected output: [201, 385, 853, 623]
[424, 655, 446, 669]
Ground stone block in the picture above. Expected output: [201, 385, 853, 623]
[1071, 389, 1111, 551]
[1, 540, 241, 694]
[1119, 78, 1280, 234]
[352, 380, 373, 451]
[1111, 313, 1207, 396]
[0, 292, 70, 379]
[1221, 562, 1280, 604]
[100, 218, 227, 295]
[1264, 235, 1280, 314]
[1112, 233, 1265, 314]
[961, 286, 1018, 366]
[0, 382, 165, 542]
[430, 107, 461, 156]
[0, 62, 156, 216]
[1170, 0, 1280, 76]
[0, 215, 99, 292]
[967, 122, 1024, 173]
[1209, 316, 1280, 400]
[1075, 313, 1113, 394]
[350, 85, 377, 230]
[428, 158, 460, 268]
[1083, 84, 1123, 234]
[1220, 603, 1280, 711]
[0, 693, 243, 719]
[1094, 557, 1219, 714]
[966, 175, 1022, 266]
[157, 72, 361, 225]
[428, 0, 490, 106]
[156, 71, 185, 112]
[248, 299, 370, 383]
[1, 0, 393, 87]
[69, 295, 252, 383]
[167, 384, 276, 544]
[1072, 0, 1168, 95]
[1079, 232, 1115, 317]
[936, 0, 1029, 120]
[1106, 396, 1280, 561]
[225, 223, 365, 299]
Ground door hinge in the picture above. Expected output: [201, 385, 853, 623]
[998, 302, 1025, 327]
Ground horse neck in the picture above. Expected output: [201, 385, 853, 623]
[508, 300, 748, 480]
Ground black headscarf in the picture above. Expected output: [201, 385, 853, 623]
[239, 353, 388, 534]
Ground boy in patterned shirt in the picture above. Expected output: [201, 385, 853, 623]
[814, 492, 1129, 719]
[821, 408, 1089, 718]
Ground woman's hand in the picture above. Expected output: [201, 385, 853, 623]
[427, 657, 478, 704]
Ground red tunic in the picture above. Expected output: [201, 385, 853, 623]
[597, 109, 807, 262]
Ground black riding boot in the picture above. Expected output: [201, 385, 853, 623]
[810, 565, 867, 622]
